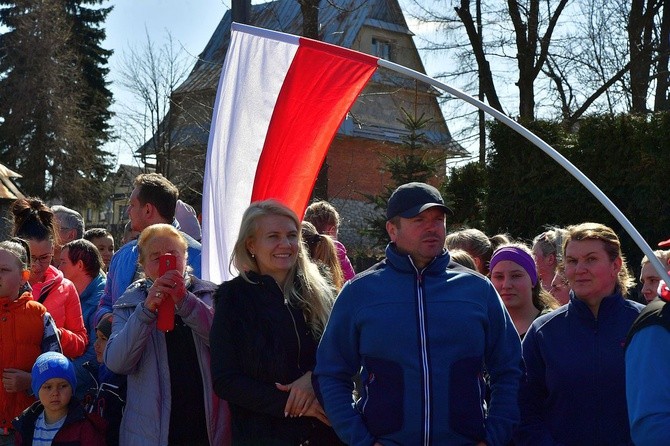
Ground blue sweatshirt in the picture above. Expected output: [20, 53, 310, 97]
[516, 290, 643, 446]
[626, 323, 670, 445]
[315, 244, 522, 446]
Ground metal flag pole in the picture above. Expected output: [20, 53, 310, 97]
[376, 58, 670, 285]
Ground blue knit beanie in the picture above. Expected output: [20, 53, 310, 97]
[31, 352, 76, 396]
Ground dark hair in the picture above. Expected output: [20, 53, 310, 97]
[11, 197, 59, 244]
[64, 239, 103, 278]
[134, 173, 179, 221]
[445, 228, 511, 274]
[83, 227, 112, 241]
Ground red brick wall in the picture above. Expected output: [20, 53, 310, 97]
[326, 135, 391, 200]
[325, 135, 446, 201]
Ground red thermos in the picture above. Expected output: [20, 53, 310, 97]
[156, 253, 177, 332]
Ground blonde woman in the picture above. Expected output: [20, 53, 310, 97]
[639, 249, 670, 303]
[105, 224, 230, 445]
[532, 227, 568, 292]
[302, 221, 345, 290]
[210, 200, 341, 445]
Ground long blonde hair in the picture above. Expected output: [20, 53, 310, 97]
[231, 200, 334, 338]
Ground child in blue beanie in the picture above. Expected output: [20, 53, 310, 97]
[12, 352, 106, 445]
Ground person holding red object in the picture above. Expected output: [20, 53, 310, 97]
[105, 224, 230, 445]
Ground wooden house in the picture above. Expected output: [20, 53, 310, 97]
[142, 0, 467, 249]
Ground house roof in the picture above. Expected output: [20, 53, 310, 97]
[0, 163, 24, 200]
[113, 164, 144, 187]
[165, 0, 468, 158]
[175, 0, 412, 96]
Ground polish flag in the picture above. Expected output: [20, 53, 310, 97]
[202, 23, 379, 283]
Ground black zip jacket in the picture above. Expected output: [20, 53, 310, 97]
[211, 272, 339, 445]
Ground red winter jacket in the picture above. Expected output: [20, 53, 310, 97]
[0, 292, 45, 430]
[31, 266, 87, 358]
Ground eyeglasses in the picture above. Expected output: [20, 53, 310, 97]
[31, 254, 53, 265]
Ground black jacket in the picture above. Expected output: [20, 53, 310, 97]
[210, 272, 340, 445]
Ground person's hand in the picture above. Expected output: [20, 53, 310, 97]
[302, 398, 330, 425]
[3, 369, 31, 393]
[145, 271, 187, 312]
[159, 270, 187, 306]
[145, 283, 167, 313]
[275, 371, 315, 417]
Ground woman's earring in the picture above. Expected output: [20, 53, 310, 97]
[250, 252, 255, 258]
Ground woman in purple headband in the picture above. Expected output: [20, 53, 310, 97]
[489, 243, 558, 339]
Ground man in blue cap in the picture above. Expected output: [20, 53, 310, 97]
[315, 182, 522, 446]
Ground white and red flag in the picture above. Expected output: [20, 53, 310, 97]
[202, 23, 378, 283]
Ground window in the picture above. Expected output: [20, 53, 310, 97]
[372, 38, 392, 60]
[118, 205, 129, 223]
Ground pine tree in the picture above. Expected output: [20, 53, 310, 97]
[0, 0, 113, 207]
[65, 0, 114, 146]
[362, 108, 448, 249]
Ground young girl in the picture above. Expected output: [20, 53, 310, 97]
[11, 198, 87, 359]
[0, 238, 61, 441]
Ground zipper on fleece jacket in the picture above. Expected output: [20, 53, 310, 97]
[271, 277, 302, 372]
[284, 297, 302, 370]
[408, 256, 432, 446]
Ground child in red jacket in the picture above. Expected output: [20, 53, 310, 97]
[0, 238, 61, 440]
[13, 352, 105, 445]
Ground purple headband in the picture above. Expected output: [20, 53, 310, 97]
[489, 247, 538, 286]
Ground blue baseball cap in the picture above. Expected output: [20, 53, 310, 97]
[387, 182, 452, 220]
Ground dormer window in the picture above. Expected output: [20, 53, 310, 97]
[371, 38, 392, 60]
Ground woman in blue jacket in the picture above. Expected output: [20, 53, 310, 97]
[515, 222, 644, 446]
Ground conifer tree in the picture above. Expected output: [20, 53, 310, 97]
[0, 0, 113, 207]
[362, 108, 447, 249]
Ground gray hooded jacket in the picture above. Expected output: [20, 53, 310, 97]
[105, 276, 231, 446]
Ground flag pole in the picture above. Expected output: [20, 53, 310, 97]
[376, 58, 670, 285]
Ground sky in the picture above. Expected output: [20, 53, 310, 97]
[103, 0, 230, 167]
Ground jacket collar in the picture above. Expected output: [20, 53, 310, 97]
[569, 287, 625, 320]
[385, 243, 450, 275]
[115, 275, 212, 307]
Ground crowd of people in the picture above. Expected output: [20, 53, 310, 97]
[0, 174, 668, 446]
